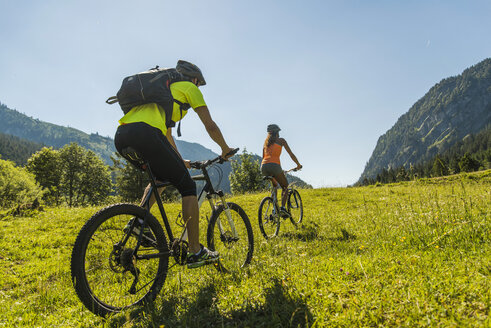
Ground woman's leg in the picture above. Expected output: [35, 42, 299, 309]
[274, 172, 289, 208]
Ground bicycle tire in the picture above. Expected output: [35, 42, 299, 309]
[207, 202, 254, 273]
[288, 189, 303, 225]
[70, 203, 169, 317]
[258, 197, 281, 239]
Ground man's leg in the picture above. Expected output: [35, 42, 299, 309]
[139, 183, 165, 209]
[182, 195, 200, 253]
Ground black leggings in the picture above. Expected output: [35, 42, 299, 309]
[114, 122, 196, 197]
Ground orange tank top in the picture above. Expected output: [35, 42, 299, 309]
[262, 143, 282, 165]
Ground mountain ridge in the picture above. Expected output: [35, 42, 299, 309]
[359, 58, 491, 182]
[0, 103, 311, 192]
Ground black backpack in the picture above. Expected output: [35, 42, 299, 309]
[106, 66, 190, 136]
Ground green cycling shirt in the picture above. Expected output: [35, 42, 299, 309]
[118, 81, 207, 135]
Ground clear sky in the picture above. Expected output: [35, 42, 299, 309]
[1, 0, 490, 187]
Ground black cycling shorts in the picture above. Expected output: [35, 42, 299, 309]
[114, 122, 196, 197]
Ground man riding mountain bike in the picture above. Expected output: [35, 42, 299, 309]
[114, 60, 235, 268]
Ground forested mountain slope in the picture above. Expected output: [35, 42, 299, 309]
[0, 103, 115, 164]
[359, 58, 491, 182]
[0, 103, 224, 165]
[0, 132, 44, 165]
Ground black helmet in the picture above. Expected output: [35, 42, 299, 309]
[176, 60, 206, 86]
[267, 124, 281, 133]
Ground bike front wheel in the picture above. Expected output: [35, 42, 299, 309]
[70, 203, 169, 317]
[258, 197, 281, 239]
[207, 202, 254, 273]
[288, 189, 303, 225]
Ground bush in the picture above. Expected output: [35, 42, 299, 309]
[0, 159, 44, 209]
[229, 150, 267, 194]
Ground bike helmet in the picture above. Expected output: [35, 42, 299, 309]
[267, 124, 281, 133]
[176, 60, 206, 86]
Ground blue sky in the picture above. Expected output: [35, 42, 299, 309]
[1, 0, 490, 187]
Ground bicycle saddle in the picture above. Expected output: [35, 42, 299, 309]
[120, 147, 146, 166]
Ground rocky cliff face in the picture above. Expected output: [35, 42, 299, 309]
[359, 58, 491, 182]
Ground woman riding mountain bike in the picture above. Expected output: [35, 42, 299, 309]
[260, 124, 302, 217]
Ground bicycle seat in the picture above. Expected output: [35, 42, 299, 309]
[120, 147, 146, 167]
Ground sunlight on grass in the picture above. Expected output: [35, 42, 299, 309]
[0, 171, 489, 326]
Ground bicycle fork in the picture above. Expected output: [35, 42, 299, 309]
[218, 197, 239, 239]
[207, 191, 239, 240]
[178, 189, 238, 241]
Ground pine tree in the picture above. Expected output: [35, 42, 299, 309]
[229, 149, 266, 194]
[431, 155, 449, 177]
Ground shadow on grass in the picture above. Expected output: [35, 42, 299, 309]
[127, 278, 314, 327]
[282, 222, 323, 242]
[326, 228, 357, 242]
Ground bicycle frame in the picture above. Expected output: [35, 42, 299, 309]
[264, 167, 301, 214]
[267, 179, 280, 207]
[139, 156, 239, 249]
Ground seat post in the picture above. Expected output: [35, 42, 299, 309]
[143, 162, 175, 242]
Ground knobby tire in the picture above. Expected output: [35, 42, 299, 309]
[70, 203, 169, 317]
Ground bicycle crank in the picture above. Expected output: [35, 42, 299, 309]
[171, 239, 189, 265]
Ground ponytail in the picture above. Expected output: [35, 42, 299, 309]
[265, 131, 279, 147]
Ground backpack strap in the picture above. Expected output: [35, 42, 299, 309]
[173, 99, 191, 137]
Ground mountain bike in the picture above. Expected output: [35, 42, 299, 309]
[258, 168, 303, 239]
[70, 148, 254, 317]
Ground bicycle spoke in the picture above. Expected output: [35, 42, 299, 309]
[71, 204, 169, 316]
[288, 189, 303, 225]
[208, 203, 253, 272]
[258, 197, 280, 239]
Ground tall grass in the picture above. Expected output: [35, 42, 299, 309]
[0, 171, 489, 327]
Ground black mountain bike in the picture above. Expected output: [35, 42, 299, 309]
[258, 168, 303, 239]
[70, 148, 254, 317]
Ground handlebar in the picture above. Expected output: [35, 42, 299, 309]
[284, 167, 302, 174]
[189, 148, 239, 169]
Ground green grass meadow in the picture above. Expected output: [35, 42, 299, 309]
[0, 171, 490, 327]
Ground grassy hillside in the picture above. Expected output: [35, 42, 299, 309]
[0, 171, 489, 327]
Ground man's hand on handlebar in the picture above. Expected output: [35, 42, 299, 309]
[295, 164, 303, 171]
[184, 160, 191, 169]
[221, 147, 238, 160]
[188, 148, 239, 169]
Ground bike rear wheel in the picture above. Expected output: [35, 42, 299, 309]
[288, 189, 303, 225]
[207, 202, 254, 273]
[70, 203, 169, 317]
[258, 197, 281, 239]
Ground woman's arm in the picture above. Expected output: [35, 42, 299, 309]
[280, 138, 302, 169]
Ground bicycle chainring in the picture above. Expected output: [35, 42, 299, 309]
[171, 239, 189, 265]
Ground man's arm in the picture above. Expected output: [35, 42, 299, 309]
[195, 106, 234, 158]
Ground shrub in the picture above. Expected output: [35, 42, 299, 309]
[0, 159, 44, 209]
